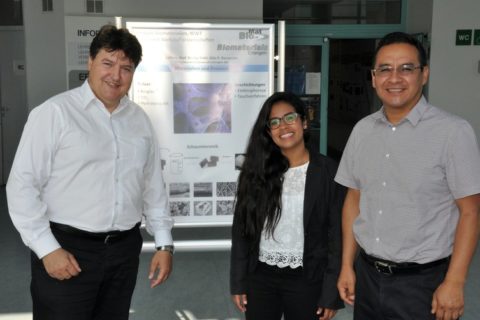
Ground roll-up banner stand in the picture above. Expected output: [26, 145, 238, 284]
[127, 22, 274, 229]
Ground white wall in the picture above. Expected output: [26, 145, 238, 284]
[64, 0, 262, 20]
[429, 0, 480, 138]
[406, 0, 433, 34]
[0, 27, 28, 183]
[23, 0, 66, 109]
[23, 0, 263, 109]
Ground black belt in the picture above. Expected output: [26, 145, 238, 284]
[50, 222, 140, 244]
[360, 250, 450, 275]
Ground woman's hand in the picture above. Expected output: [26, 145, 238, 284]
[317, 307, 337, 320]
[232, 294, 248, 312]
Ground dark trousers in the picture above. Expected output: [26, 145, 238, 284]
[31, 224, 143, 320]
[245, 262, 323, 320]
[354, 253, 449, 320]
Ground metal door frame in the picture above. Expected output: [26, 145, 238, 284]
[283, 0, 407, 154]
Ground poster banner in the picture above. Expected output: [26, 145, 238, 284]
[64, 16, 115, 89]
[127, 22, 274, 225]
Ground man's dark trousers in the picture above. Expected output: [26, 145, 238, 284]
[31, 223, 143, 320]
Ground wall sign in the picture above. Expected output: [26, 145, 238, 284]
[456, 29, 472, 46]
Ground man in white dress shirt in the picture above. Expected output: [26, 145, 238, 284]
[6, 25, 174, 320]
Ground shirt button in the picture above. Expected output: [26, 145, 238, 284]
[382, 181, 387, 187]
[392, 127, 396, 131]
[385, 154, 390, 158]
[375, 237, 380, 242]
[378, 210, 383, 215]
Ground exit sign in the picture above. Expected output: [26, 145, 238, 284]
[456, 29, 472, 45]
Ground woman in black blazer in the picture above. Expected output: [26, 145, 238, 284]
[230, 92, 345, 320]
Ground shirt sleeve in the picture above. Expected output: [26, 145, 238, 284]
[445, 120, 480, 199]
[6, 104, 61, 258]
[334, 124, 361, 190]
[142, 118, 174, 247]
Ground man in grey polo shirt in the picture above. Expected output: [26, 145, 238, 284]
[335, 32, 480, 320]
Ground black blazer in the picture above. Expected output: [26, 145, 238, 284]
[230, 152, 346, 309]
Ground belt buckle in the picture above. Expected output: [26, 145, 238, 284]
[374, 261, 393, 274]
[104, 234, 112, 244]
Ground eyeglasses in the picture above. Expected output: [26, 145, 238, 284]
[371, 64, 423, 78]
[267, 112, 300, 129]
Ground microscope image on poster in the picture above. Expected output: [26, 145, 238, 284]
[173, 83, 232, 133]
[194, 201, 213, 216]
[193, 182, 213, 197]
[216, 182, 236, 197]
[169, 182, 190, 198]
[170, 201, 190, 216]
[217, 200, 234, 215]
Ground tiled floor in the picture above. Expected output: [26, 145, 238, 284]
[0, 186, 478, 320]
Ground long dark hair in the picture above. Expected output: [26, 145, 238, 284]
[234, 92, 308, 244]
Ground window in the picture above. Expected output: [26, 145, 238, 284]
[86, 0, 103, 13]
[42, 0, 53, 12]
[264, 0, 402, 25]
[0, 0, 23, 25]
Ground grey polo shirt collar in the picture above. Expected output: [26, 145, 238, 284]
[372, 96, 429, 127]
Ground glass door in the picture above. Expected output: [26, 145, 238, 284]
[284, 22, 404, 158]
[284, 38, 330, 155]
[327, 38, 379, 161]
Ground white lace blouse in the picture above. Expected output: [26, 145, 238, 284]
[258, 161, 309, 269]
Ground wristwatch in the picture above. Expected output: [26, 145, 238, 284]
[156, 245, 174, 255]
